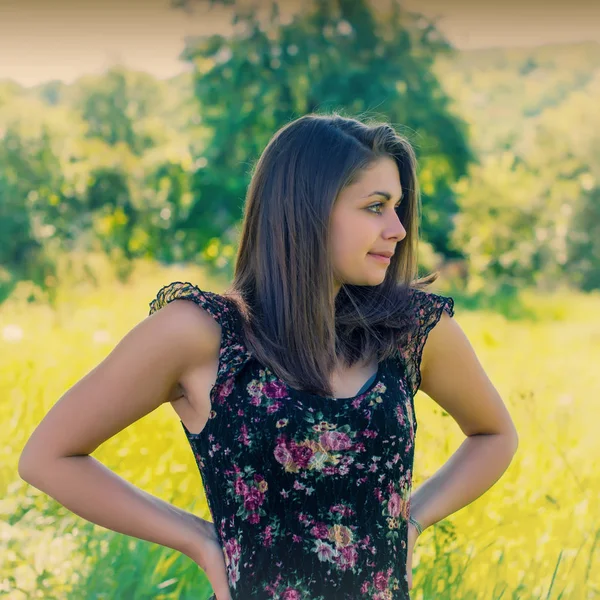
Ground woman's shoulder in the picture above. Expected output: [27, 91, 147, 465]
[148, 280, 248, 351]
[147, 283, 223, 364]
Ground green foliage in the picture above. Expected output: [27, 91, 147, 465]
[439, 48, 600, 294]
[0, 67, 201, 298]
[74, 68, 166, 155]
[567, 186, 600, 291]
[435, 42, 600, 157]
[177, 0, 473, 261]
[0, 2, 599, 298]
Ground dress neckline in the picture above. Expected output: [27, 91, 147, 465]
[283, 359, 386, 402]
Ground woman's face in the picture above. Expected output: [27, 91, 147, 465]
[330, 156, 406, 293]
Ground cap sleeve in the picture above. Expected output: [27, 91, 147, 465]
[399, 288, 455, 398]
[148, 281, 250, 385]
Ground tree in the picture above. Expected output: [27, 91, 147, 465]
[567, 185, 600, 291]
[74, 66, 165, 156]
[172, 0, 474, 272]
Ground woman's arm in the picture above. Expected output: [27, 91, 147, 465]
[17, 299, 227, 588]
[409, 311, 519, 532]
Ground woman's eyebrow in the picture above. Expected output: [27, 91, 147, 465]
[364, 190, 404, 202]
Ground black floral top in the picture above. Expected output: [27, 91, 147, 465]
[149, 282, 455, 600]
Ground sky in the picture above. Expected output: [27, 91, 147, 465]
[0, 0, 599, 87]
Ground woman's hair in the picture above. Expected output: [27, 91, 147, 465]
[224, 112, 438, 397]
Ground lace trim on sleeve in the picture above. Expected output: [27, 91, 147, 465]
[399, 289, 455, 398]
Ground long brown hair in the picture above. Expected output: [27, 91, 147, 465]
[224, 112, 438, 397]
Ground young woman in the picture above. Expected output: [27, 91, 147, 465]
[19, 113, 519, 599]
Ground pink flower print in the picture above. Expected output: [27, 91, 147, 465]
[331, 504, 355, 517]
[237, 423, 250, 446]
[215, 377, 234, 404]
[264, 574, 283, 596]
[387, 492, 401, 518]
[373, 570, 389, 591]
[262, 525, 273, 547]
[234, 477, 247, 496]
[338, 544, 358, 569]
[395, 403, 406, 426]
[223, 377, 234, 394]
[274, 441, 294, 468]
[243, 487, 264, 511]
[310, 522, 330, 539]
[223, 537, 241, 587]
[319, 431, 352, 451]
[266, 401, 283, 414]
[362, 429, 378, 439]
[281, 589, 301, 600]
[290, 442, 313, 468]
[263, 380, 288, 398]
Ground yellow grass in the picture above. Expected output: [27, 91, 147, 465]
[1, 259, 598, 599]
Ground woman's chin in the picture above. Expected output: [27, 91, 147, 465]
[358, 272, 388, 286]
[337, 268, 387, 287]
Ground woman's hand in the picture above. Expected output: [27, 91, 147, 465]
[181, 515, 232, 600]
[406, 521, 421, 591]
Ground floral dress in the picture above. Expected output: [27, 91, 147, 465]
[149, 282, 455, 600]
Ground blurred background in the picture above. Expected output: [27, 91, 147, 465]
[1, 0, 598, 598]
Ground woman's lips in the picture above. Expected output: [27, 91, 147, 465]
[368, 253, 391, 264]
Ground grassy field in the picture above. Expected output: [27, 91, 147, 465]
[1, 260, 598, 599]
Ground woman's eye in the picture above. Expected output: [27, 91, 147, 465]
[367, 203, 402, 214]
[367, 203, 384, 214]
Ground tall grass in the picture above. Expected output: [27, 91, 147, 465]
[1, 258, 598, 599]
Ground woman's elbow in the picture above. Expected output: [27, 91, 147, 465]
[17, 442, 57, 485]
